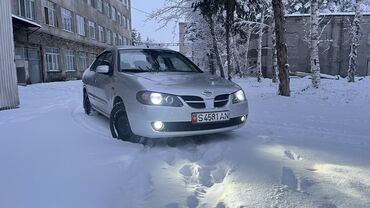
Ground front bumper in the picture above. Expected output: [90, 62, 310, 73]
[126, 100, 249, 138]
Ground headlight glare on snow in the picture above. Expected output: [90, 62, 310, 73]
[137, 91, 183, 107]
[232, 90, 246, 104]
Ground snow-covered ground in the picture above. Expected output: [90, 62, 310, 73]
[0, 77, 369, 208]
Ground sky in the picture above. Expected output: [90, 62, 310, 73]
[131, 0, 180, 50]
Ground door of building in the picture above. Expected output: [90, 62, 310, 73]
[27, 49, 42, 84]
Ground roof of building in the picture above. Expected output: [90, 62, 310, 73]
[286, 12, 370, 17]
[12, 15, 41, 28]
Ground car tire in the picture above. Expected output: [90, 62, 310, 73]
[110, 102, 139, 143]
[83, 91, 93, 115]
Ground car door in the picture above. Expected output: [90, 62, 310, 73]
[94, 51, 114, 115]
[85, 53, 105, 108]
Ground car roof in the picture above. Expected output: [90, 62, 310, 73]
[107, 45, 175, 52]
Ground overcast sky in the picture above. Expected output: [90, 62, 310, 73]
[131, 0, 179, 50]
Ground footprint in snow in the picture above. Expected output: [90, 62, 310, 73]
[281, 167, 299, 191]
[186, 195, 199, 208]
[216, 202, 226, 208]
[284, 150, 303, 161]
[179, 164, 230, 188]
[165, 202, 180, 208]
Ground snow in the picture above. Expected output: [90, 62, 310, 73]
[1, 77, 370, 208]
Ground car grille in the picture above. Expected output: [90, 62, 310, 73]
[214, 94, 229, 108]
[180, 96, 206, 109]
[159, 116, 246, 132]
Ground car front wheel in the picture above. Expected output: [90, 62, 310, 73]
[110, 102, 139, 143]
[83, 91, 93, 115]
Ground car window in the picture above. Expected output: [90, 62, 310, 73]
[101, 52, 113, 67]
[119, 49, 201, 73]
[90, 53, 106, 72]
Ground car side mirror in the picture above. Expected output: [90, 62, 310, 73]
[96, 65, 110, 74]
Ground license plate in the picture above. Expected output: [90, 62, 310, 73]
[192, 111, 230, 123]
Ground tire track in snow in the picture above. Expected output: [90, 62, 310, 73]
[70, 104, 112, 138]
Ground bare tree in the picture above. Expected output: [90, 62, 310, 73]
[272, 0, 290, 96]
[256, 10, 265, 82]
[348, 0, 363, 82]
[310, 0, 321, 88]
[271, 11, 278, 83]
[209, 16, 226, 78]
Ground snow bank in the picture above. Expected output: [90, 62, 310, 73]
[0, 77, 369, 208]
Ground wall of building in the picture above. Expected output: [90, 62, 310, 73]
[264, 14, 370, 77]
[11, 0, 132, 83]
[0, 0, 20, 109]
[181, 14, 370, 78]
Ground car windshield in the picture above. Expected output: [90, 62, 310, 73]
[119, 49, 202, 73]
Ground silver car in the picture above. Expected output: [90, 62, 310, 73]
[82, 46, 248, 142]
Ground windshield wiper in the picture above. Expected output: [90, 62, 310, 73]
[121, 68, 147, 73]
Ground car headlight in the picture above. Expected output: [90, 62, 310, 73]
[137, 91, 183, 107]
[232, 90, 246, 104]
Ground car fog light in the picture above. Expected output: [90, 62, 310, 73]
[241, 116, 247, 122]
[152, 121, 164, 131]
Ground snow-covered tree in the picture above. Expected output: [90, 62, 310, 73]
[256, 10, 265, 83]
[271, 11, 278, 83]
[348, 0, 363, 82]
[131, 29, 142, 46]
[286, 0, 311, 13]
[310, 0, 321, 88]
[192, 0, 226, 78]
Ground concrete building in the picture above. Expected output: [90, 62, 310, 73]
[180, 14, 370, 77]
[262, 13, 370, 78]
[11, 0, 132, 84]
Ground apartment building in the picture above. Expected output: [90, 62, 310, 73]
[11, 0, 132, 84]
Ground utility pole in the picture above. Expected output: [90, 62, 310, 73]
[0, 0, 20, 110]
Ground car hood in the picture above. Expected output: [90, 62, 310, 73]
[127, 72, 241, 96]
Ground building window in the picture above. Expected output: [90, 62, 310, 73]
[87, 0, 96, 8]
[18, 0, 35, 20]
[126, 17, 130, 30]
[103, 1, 110, 17]
[117, 12, 121, 25]
[79, 52, 88, 71]
[118, 35, 122, 45]
[76, 15, 85, 36]
[45, 48, 60, 72]
[122, 16, 127, 28]
[111, 6, 116, 21]
[64, 50, 75, 71]
[88, 21, 96, 40]
[98, 26, 105, 42]
[97, 0, 103, 12]
[113, 32, 117, 45]
[61, 8, 73, 32]
[106, 29, 112, 45]
[123, 0, 128, 9]
[42, 0, 56, 26]
[88, 53, 97, 65]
